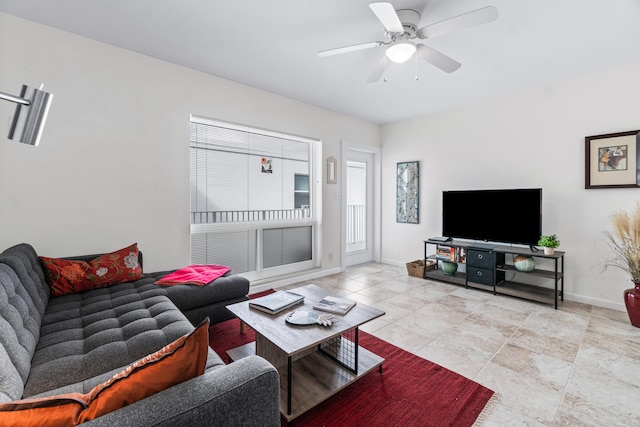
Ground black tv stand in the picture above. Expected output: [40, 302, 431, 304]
[423, 238, 565, 309]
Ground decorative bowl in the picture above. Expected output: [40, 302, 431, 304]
[514, 255, 535, 272]
[441, 261, 458, 275]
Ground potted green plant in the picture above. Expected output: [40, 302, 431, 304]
[602, 202, 640, 328]
[538, 234, 560, 255]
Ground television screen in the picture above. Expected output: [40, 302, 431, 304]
[442, 188, 542, 246]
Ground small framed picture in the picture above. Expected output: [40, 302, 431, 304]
[261, 157, 273, 173]
[585, 130, 640, 189]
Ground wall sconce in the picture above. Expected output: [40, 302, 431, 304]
[327, 156, 337, 184]
[0, 83, 53, 146]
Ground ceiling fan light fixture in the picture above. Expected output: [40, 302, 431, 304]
[385, 42, 416, 63]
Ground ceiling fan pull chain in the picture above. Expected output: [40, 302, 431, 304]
[383, 56, 388, 83]
[415, 53, 419, 81]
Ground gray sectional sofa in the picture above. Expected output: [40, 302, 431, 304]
[0, 243, 280, 426]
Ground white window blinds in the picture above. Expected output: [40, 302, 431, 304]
[190, 119, 312, 224]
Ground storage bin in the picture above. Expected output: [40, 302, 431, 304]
[406, 259, 435, 277]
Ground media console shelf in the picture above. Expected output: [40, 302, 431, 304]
[423, 238, 565, 309]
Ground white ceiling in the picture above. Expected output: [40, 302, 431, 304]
[2, 0, 640, 124]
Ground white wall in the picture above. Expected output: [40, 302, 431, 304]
[0, 13, 379, 272]
[4, 12, 637, 310]
[380, 61, 640, 311]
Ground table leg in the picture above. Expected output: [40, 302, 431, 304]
[560, 255, 564, 301]
[240, 321, 246, 334]
[354, 327, 359, 375]
[287, 355, 292, 415]
[554, 257, 559, 309]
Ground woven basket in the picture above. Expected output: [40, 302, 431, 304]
[406, 260, 434, 277]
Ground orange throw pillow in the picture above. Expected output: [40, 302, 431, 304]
[0, 395, 86, 427]
[40, 243, 143, 296]
[0, 319, 210, 427]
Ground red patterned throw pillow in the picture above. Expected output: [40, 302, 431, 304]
[0, 319, 210, 427]
[40, 243, 142, 296]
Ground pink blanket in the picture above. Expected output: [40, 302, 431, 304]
[155, 264, 231, 286]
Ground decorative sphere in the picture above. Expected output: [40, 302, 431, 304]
[514, 255, 535, 272]
[441, 261, 458, 275]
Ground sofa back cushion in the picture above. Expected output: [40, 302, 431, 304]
[0, 244, 50, 402]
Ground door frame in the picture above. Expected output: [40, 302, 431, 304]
[341, 141, 381, 269]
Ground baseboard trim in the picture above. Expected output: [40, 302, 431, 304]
[380, 258, 405, 267]
[563, 292, 626, 312]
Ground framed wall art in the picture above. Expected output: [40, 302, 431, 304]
[261, 157, 273, 173]
[585, 130, 640, 189]
[396, 161, 419, 224]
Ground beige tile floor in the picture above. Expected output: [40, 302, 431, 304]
[283, 262, 640, 426]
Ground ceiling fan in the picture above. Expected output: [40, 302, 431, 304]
[318, 2, 498, 82]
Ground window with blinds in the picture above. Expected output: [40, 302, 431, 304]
[189, 116, 318, 278]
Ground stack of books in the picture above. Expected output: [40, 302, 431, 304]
[249, 291, 305, 315]
[436, 246, 455, 261]
[313, 295, 357, 315]
[435, 246, 466, 263]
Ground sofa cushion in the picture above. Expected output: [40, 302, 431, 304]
[40, 243, 142, 297]
[0, 319, 209, 427]
[0, 244, 51, 402]
[23, 276, 194, 398]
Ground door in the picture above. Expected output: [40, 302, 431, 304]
[344, 149, 375, 267]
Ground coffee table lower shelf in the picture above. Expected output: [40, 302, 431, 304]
[227, 341, 384, 422]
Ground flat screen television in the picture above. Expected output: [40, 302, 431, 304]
[442, 188, 542, 246]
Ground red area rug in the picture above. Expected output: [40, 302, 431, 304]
[210, 297, 495, 426]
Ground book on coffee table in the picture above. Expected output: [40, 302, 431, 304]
[313, 295, 357, 315]
[249, 290, 305, 315]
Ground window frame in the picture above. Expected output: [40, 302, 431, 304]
[189, 115, 322, 281]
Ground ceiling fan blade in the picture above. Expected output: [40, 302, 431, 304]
[366, 56, 387, 83]
[416, 44, 461, 73]
[318, 41, 384, 57]
[418, 6, 498, 39]
[369, 2, 404, 33]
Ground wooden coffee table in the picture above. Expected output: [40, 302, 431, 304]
[226, 284, 385, 423]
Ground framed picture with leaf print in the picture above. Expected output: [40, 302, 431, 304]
[396, 161, 419, 224]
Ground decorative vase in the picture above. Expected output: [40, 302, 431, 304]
[441, 261, 458, 275]
[624, 282, 640, 328]
[514, 255, 535, 272]
[543, 247, 555, 255]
